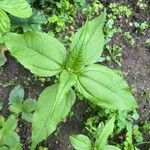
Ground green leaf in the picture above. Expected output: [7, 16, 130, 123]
[67, 11, 106, 71]
[9, 85, 24, 104]
[22, 112, 33, 122]
[31, 84, 76, 148]
[22, 99, 36, 112]
[0, 0, 32, 18]
[4, 32, 67, 77]
[10, 10, 47, 32]
[70, 134, 92, 150]
[51, 70, 76, 115]
[9, 102, 22, 114]
[95, 116, 115, 149]
[0, 9, 10, 34]
[0, 116, 21, 149]
[3, 132, 21, 149]
[103, 145, 121, 150]
[76, 64, 137, 110]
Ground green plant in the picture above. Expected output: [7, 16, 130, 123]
[0, 0, 32, 38]
[48, 0, 76, 32]
[109, 3, 132, 17]
[9, 85, 36, 123]
[10, 10, 47, 32]
[85, 107, 145, 149]
[3, 11, 137, 148]
[124, 32, 135, 46]
[70, 116, 121, 150]
[106, 44, 123, 66]
[0, 115, 21, 149]
[0, 0, 32, 67]
[134, 21, 149, 33]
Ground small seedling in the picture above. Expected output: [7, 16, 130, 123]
[9, 85, 36, 123]
[70, 116, 121, 150]
[0, 115, 21, 149]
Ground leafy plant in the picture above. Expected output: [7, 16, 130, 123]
[70, 116, 121, 150]
[0, 0, 32, 36]
[3, 11, 137, 148]
[0, 115, 21, 149]
[10, 10, 47, 32]
[9, 85, 36, 123]
[106, 44, 123, 66]
[0, 0, 32, 67]
[134, 21, 149, 34]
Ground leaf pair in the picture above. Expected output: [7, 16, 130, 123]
[9, 85, 36, 123]
[0, 115, 21, 149]
[3, 11, 137, 148]
[70, 116, 121, 150]
[0, 0, 32, 35]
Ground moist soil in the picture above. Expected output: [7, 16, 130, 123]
[0, 0, 150, 150]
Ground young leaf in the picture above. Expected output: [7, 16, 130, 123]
[95, 116, 115, 149]
[70, 134, 92, 150]
[0, 115, 21, 149]
[4, 32, 67, 77]
[22, 99, 36, 122]
[51, 70, 76, 115]
[0, 9, 10, 34]
[76, 64, 137, 110]
[31, 84, 76, 148]
[22, 112, 33, 123]
[22, 99, 36, 112]
[0, 0, 32, 18]
[9, 85, 24, 114]
[67, 11, 106, 71]
[9, 85, 24, 104]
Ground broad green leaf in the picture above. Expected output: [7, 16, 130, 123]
[9, 85, 24, 103]
[70, 134, 92, 150]
[4, 32, 67, 77]
[67, 11, 106, 71]
[0, 9, 10, 34]
[22, 99, 36, 112]
[31, 84, 76, 148]
[0, 0, 32, 18]
[104, 145, 121, 150]
[76, 64, 137, 110]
